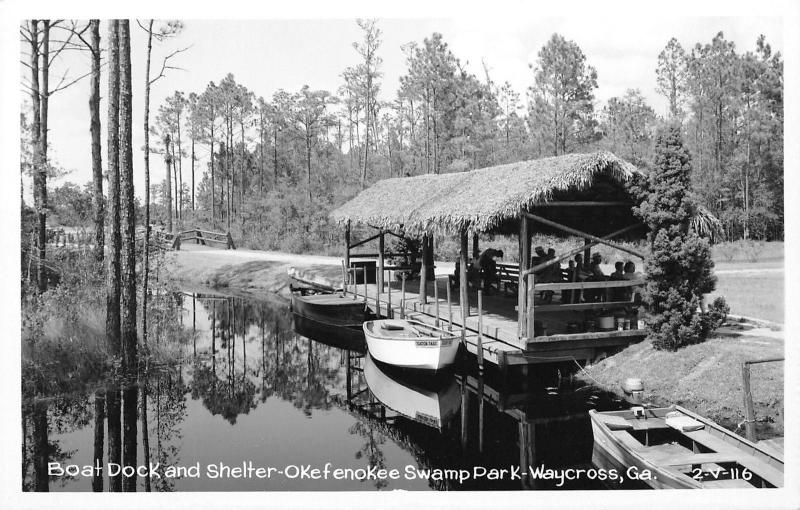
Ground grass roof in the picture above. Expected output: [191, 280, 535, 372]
[331, 151, 641, 235]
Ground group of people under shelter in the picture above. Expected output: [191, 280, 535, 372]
[455, 245, 642, 303]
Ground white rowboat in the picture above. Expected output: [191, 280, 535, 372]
[363, 319, 460, 371]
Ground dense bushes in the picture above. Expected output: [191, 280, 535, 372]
[634, 125, 727, 350]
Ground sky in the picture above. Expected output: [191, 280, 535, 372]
[20, 16, 783, 200]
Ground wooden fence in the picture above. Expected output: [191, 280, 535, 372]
[175, 228, 236, 250]
[139, 227, 236, 251]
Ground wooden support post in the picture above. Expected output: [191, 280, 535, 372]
[351, 269, 357, 300]
[459, 230, 469, 343]
[477, 290, 484, 370]
[420, 233, 429, 304]
[378, 231, 385, 292]
[344, 220, 351, 276]
[387, 271, 392, 319]
[584, 238, 591, 265]
[446, 281, 453, 331]
[460, 382, 469, 450]
[518, 421, 528, 477]
[400, 273, 406, 319]
[341, 260, 347, 296]
[472, 233, 479, 260]
[526, 273, 536, 340]
[477, 376, 485, 453]
[741, 363, 757, 442]
[375, 266, 381, 318]
[434, 278, 440, 327]
[518, 215, 530, 338]
[362, 268, 368, 311]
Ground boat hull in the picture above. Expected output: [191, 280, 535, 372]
[363, 320, 460, 371]
[589, 406, 784, 489]
[589, 413, 695, 489]
[292, 312, 366, 353]
[290, 291, 370, 327]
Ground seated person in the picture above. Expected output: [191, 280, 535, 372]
[476, 248, 504, 293]
[585, 253, 606, 302]
[622, 261, 644, 302]
[562, 260, 577, 303]
[610, 261, 626, 301]
[531, 246, 546, 268]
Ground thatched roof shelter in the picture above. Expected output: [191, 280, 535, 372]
[331, 151, 643, 237]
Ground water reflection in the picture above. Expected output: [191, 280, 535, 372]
[363, 355, 461, 430]
[22, 291, 628, 491]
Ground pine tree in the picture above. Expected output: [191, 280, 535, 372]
[633, 124, 723, 350]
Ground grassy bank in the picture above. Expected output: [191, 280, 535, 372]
[579, 321, 784, 440]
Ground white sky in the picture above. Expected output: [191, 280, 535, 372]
[19, 17, 783, 200]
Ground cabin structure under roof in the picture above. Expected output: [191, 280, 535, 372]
[329, 151, 650, 372]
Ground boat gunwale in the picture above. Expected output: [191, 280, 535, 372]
[590, 406, 784, 488]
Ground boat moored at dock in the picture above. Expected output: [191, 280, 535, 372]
[589, 405, 783, 489]
[363, 319, 461, 371]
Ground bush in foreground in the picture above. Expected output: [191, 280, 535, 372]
[634, 124, 721, 350]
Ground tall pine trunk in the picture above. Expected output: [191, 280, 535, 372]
[105, 19, 123, 495]
[106, 20, 121, 358]
[89, 20, 104, 263]
[119, 20, 138, 491]
[119, 19, 137, 372]
[164, 134, 172, 232]
[210, 116, 215, 227]
[142, 20, 154, 344]
[28, 20, 42, 290]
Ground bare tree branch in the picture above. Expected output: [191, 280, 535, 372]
[150, 45, 192, 85]
[48, 66, 98, 95]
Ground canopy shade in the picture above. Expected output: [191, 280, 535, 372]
[331, 151, 643, 236]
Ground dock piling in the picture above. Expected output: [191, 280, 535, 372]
[375, 266, 381, 318]
[477, 290, 484, 370]
[341, 260, 347, 296]
[446, 281, 452, 331]
[401, 273, 406, 319]
[387, 271, 393, 319]
[434, 277, 440, 327]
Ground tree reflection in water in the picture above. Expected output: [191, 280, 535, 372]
[22, 290, 626, 492]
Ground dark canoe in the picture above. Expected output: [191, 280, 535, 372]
[590, 405, 783, 489]
[292, 312, 366, 353]
[290, 290, 372, 327]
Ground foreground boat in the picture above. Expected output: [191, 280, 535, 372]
[363, 319, 460, 371]
[590, 405, 783, 489]
[364, 354, 461, 430]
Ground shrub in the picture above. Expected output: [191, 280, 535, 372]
[633, 124, 718, 351]
[702, 296, 730, 336]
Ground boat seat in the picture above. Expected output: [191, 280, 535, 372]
[381, 320, 406, 331]
[665, 413, 705, 432]
[597, 414, 633, 431]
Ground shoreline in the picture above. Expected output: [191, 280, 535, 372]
[167, 245, 784, 443]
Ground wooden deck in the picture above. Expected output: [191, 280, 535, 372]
[331, 271, 647, 370]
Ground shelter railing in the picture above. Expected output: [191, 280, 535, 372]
[524, 274, 646, 340]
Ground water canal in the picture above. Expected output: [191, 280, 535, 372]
[22, 291, 634, 491]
